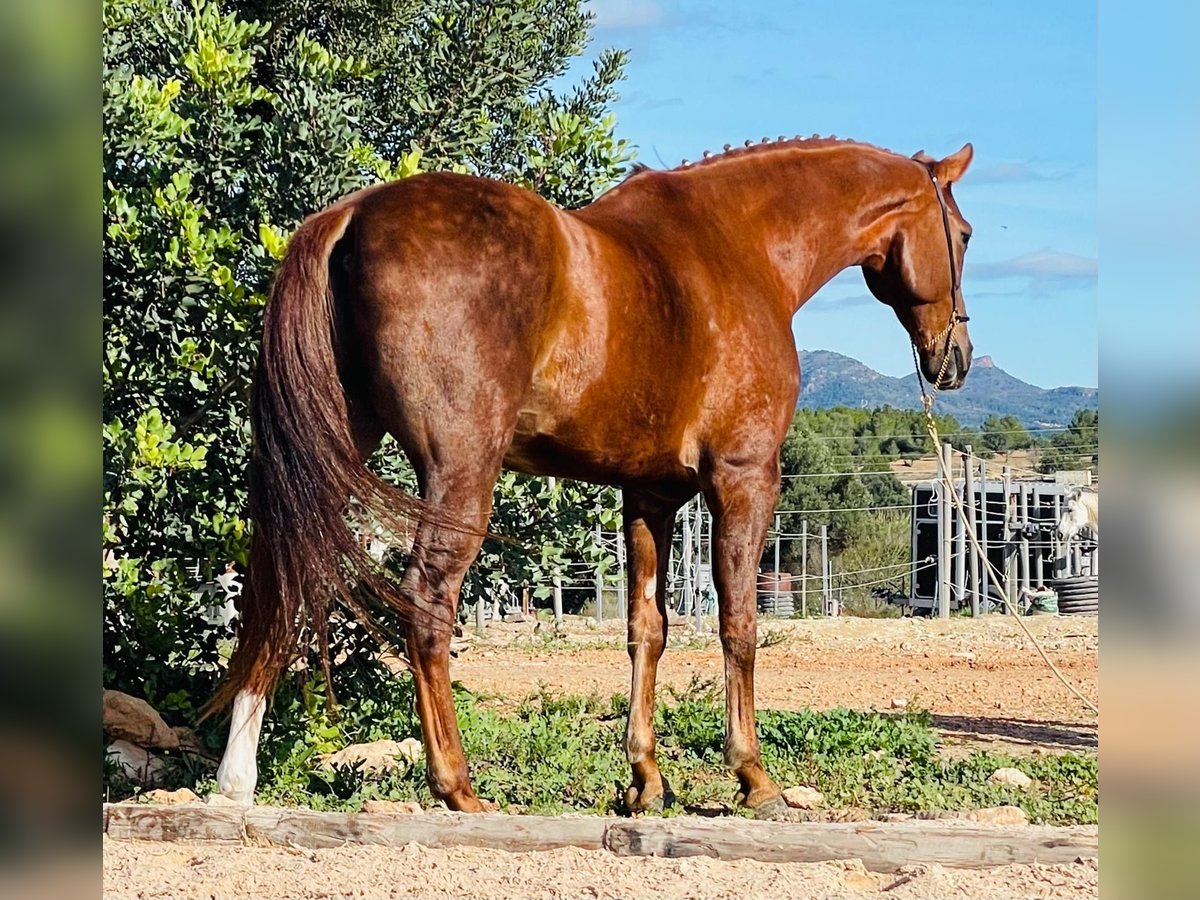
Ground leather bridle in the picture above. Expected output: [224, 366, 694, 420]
[926, 167, 969, 329]
[912, 168, 969, 393]
[912, 166, 969, 394]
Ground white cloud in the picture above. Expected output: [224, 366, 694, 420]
[967, 250, 1097, 296]
[588, 0, 666, 29]
[970, 251, 1097, 281]
[967, 162, 1075, 184]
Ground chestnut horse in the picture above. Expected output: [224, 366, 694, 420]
[210, 137, 975, 819]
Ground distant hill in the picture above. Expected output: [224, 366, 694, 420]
[795, 350, 1098, 428]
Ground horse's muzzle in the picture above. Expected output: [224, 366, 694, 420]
[920, 336, 973, 390]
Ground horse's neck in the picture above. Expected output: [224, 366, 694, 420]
[688, 147, 924, 312]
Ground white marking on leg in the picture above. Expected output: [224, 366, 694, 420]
[215, 690, 265, 805]
[642, 578, 655, 601]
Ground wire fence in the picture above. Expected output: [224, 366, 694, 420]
[468, 439, 1096, 627]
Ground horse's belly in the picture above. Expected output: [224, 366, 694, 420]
[503, 414, 697, 487]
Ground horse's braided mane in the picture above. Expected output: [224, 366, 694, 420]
[621, 134, 904, 182]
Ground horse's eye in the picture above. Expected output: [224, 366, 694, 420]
[962, 232, 972, 247]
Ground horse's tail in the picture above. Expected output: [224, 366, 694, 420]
[202, 203, 437, 718]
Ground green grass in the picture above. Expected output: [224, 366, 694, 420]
[145, 671, 1096, 825]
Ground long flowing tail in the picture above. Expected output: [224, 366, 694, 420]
[203, 203, 439, 716]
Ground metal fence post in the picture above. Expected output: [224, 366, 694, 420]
[820, 523, 829, 616]
[801, 519, 808, 618]
[978, 458, 989, 612]
[964, 447, 979, 616]
[939, 441, 953, 618]
[772, 513, 781, 614]
[1003, 466, 1016, 611]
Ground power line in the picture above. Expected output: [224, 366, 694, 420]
[797, 425, 1097, 442]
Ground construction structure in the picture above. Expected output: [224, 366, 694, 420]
[901, 443, 1098, 616]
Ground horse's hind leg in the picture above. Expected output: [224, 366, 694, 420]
[622, 489, 682, 813]
[215, 420, 385, 806]
[398, 464, 499, 812]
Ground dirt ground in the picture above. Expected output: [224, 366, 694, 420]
[103, 616, 1098, 899]
[103, 838, 1098, 900]
[450, 613, 1098, 756]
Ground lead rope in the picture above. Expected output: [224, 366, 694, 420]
[912, 173, 1099, 716]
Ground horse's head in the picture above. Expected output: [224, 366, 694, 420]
[1057, 488, 1089, 542]
[862, 143, 975, 390]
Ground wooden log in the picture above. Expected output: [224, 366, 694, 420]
[105, 802, 247, 844]
[104, 804, 1097, 873]
[604, 817, 1096, 871]
[105, 804, 606, 853]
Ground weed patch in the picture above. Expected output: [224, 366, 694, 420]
[123, 672, 1095, 824]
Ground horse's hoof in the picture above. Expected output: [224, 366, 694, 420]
[751, 794, 791, 821]
[734, 790, 790, 821]
[624, 776, 674, 815]
[624, 785, 664, 814]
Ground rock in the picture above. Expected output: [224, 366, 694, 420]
[503, 611, 528, 624]
[396, 737, 424, 765]
[890, 696, 909, 709]
[880, 812, 913, 822]
[106, 740, 165, 787]
[950, 650, 976, 662]
[361, 799, 423, 815]
[781, 785, 826, 809]
[103, 690, 179, 750]
[320, 740, 411, 775]
[968, 805, 1029, 825]
[143, 787, 199, 804]
[170, 726, 208, 755]
[988, 767, 1033, 788]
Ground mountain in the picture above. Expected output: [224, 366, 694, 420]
[795, 350, 1098, 427]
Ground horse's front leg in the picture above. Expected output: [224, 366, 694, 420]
[621, 489, 680, 813]
[705, 460, 788, 820]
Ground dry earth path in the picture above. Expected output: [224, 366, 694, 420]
[449, 615, 1098, 756]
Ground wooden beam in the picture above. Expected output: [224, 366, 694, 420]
[103, 804, 1097, 873]
[604, 817, 1096, 871]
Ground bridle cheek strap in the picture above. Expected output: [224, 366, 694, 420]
[926, 168, 969, 327]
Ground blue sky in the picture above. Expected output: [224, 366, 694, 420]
[573, 0, 1097, 389]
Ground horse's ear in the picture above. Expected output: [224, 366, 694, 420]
[911, 149, 936, 165]
[934, 143, 974, 184]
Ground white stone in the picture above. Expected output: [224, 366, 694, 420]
[968, 805, 1029, 825]
[321, 739, 411, 775]
[106, 739, 165, 786]
[781, 785, 826, 809]
[396, 737, 424, 765]
[890, 697, 909, 709]
[988, 767, 1033, 788]
[143, 787, 199, 804]
[361, 799, 423, 815]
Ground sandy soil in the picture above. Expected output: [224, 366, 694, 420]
[103, 838, 1098, 900]
[104, 616, 1098, 899]
[450, 614, 1098, 756]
